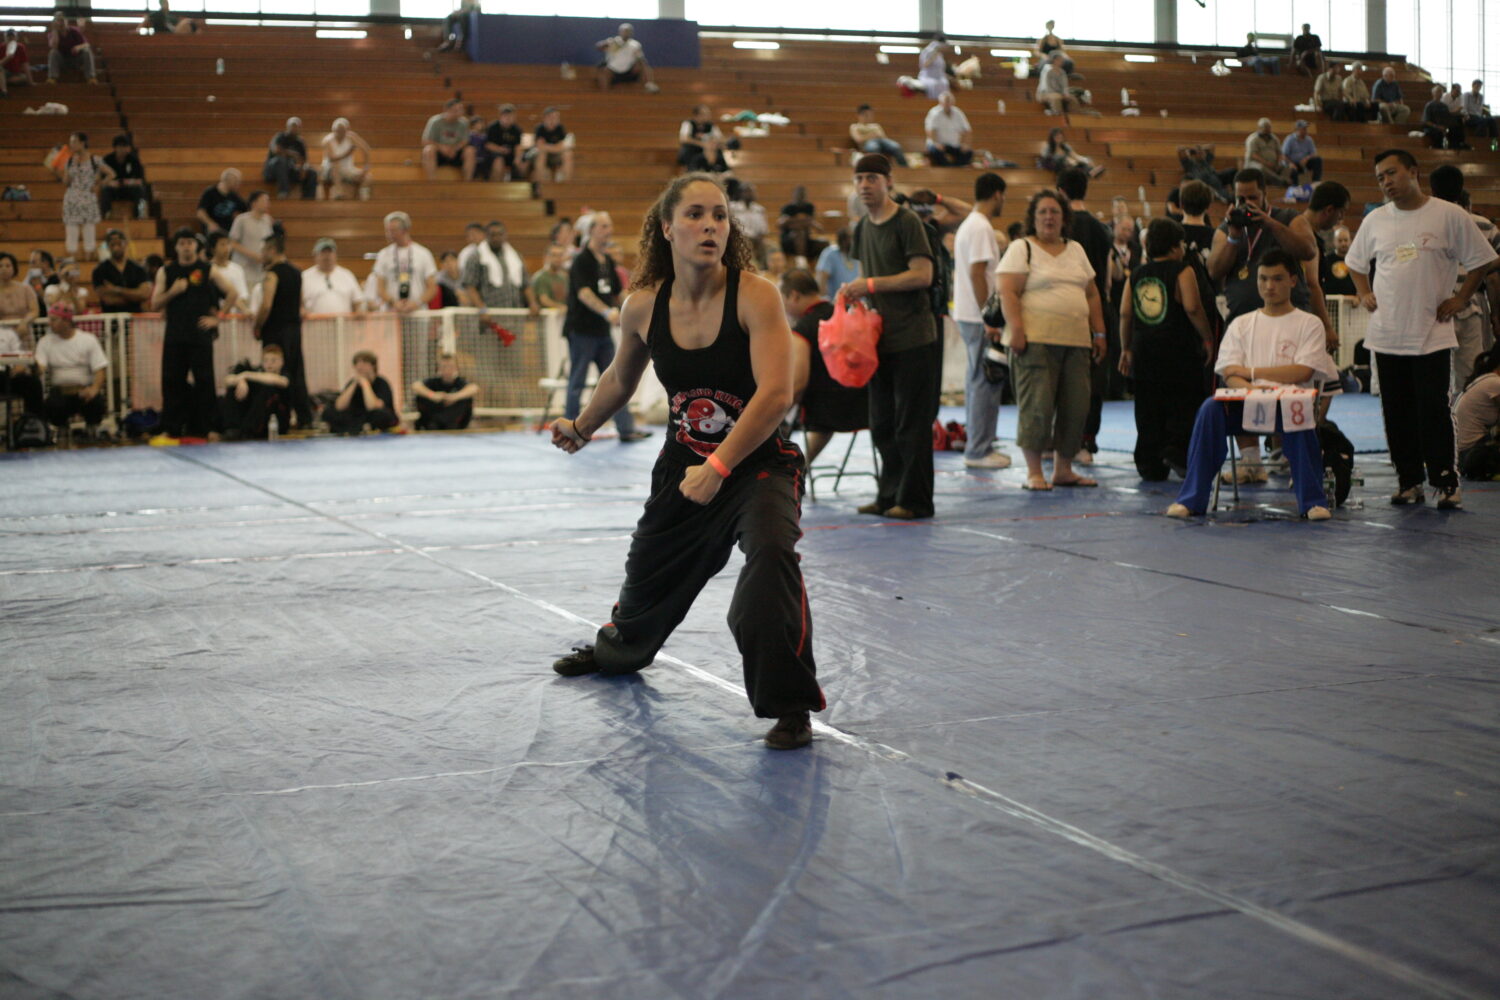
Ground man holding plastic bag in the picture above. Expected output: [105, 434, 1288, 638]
[839, 153, 938, 519]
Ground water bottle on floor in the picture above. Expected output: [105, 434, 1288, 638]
[268, 414, 279, 442]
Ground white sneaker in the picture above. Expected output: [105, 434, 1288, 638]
[964, 451, 1013, 469]
[1073, 449, 1094, 465]
[1305, 506, 1331, 521]
[1435, 486, 1462, 509]
[1165, 502, 1194, 518]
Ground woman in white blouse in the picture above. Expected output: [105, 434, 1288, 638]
[997, 189, 1108, 490]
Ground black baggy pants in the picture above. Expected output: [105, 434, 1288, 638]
[868, 341, 938, 517]
[44, 387, 107, 427]
[260, 324, 312, 428]
[415, 396, 473, 430]
[593, 448, 824, 720]
[1375, 349, 1458, 491]
[161, 337, 217, 437]
[1132, 378, 1205, 480]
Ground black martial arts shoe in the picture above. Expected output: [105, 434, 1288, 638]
[618, 430, 653, 443]
[552, 645, 600, 676]
[765, 711, 813, 750]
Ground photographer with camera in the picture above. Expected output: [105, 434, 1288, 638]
[373, 211, 439, 314]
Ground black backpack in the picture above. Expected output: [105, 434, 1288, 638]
[1318, 419, 1355, 507]
[13, 414, 53, 449]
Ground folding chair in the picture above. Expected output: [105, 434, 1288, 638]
[802, 425, 880, 502]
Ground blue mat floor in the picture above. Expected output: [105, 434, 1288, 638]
[2, 408, 1497, 1000]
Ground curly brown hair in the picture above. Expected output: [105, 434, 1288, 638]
[630, 172, 757, 291]
[1024, 189, 1073, 236]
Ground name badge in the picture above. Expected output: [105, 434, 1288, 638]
[1394, 243, 1419, 264]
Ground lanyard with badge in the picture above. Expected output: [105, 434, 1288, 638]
[1237, 227, 1264, 281]
[395, 247, 412, 299]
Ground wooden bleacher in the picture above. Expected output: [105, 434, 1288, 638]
[3, 22, 1498, 286]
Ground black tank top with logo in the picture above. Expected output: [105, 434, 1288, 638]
[648, 267, 784, 469]
[1130, 259, 1205, 383]
[163, 260, 219, 343]
[263, 260, 302, 333]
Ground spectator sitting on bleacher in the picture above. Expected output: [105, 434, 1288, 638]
[1342, 68, 1377, 122]
[434, 0, 478, 53]
[850, 104, 908, 167]
[143, 0, 202, 35]
[1372, 67, 1411, 124]
[925, 92, 973, 167]
[1178, 144, 1233, 201]
[207, 233, 248, 312]
[44, 258, 91, 315]
[92, 229, 150, 313]
[1035, 54, 1074, 116]
[466, 116, 494, 180]
[728, 183, 769, 262]
[678, 104, 730, 173]
[264, 117, 318, 199]
[531, 245, 570, 308]
[374, 211, 439, 315]
[896, 33, 950, 100]
[100, 134, 149, 219]
[595, 23, 658, 93]
[1312, 66, 1346, 121]
[46, 13, 96, 85]
[483, 104, 525, 181]
[780, 268, 869, 468]
[1, 29, 35, 97]
[1281, 120, 1323, 185]
[1443, 83, 1464, 115]
[1455, 347, 1500, 481]
[525, 107, 573, 183]
[411, 353, 477, 430]
[1039, 127, 1104, 179]
[1422, 85, 1470, 150]
[1166, 249, 1335, 520]
[27, 250, 57, 310]
[228, 191, 276, 289]
[462, 219, 537, 313]
[320, 118, 371, 200]
[778, 186, 826, 262]
[1236, 33, 1279, 75]
[1034, 21, 1075, 76]
[423, 99, 476, 181]
[34, 301, 108, 440]
[301, 237, 365, 314]
[1244, 119, 1293, 187]
[327, 350, 399, 435]
[1292, 24, 1324, 77]
[196, 168, 246, 237]
[221, 343, 290, 440]
[1461, 80, 1498, 140]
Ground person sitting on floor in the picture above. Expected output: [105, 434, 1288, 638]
[411, 352, 478, 430]
[1166, 249, 1337, 520]
[327, 350, 399, 434]
[221, 342, 290, 440]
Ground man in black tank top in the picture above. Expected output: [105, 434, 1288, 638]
[152, 227, 239, 439]
[550, 175, 824, 751]
[254, 234, 311, 428]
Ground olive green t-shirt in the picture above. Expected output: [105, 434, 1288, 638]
[854, 205, 936, 354]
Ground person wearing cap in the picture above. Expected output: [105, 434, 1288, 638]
[1281, 120, 1323, 185]
[483, 104, 525, 182]
[264, 117, 318, 200]
[1243, 118, 1293, 187]
[301, 237, 366, 315]
[153, 227, 239, 440]
[91, 229, 151, 313]
[373, 212, 439, 315]
[34, 301, 109, 441]
[841, 153, 938, 519]
[320, 118, 372, 200]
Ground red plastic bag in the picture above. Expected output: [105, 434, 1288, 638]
[817, 294, 882, 388]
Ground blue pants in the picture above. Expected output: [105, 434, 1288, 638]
[565, 333, 636, 435]
[957, 321, 1003, 460]
[263, 155, 317, 198]
[861, 137, 909, 167]
[1175, 397, 1327, 514]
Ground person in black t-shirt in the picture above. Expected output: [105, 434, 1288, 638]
[327, 350, 399, 434]
[563, 212, 647, 441]
[1320, 225, 1358, 296]
[254, 234, 311, 428]
[411, 353, 479, 430]
[221, 343, 291, 440]
[100, 134, 149, 218]
[780, 268, 868, 467]
[677, 104, 730, 174]
[1059, 168, 1114, 462]
[525, 107, 573, 182]
[152, 227, 239, 439]
[483, 104, 525, 181]
[91, 229, 151, 313]
[195, 168, 247, 236]
[1118, 219, 1215, 480]
[263, 117, 318, 199]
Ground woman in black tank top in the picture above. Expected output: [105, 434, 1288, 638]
[549, 173, 825, 750]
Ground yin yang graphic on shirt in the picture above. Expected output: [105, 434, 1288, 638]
[671, 387, 743, 457]
[1133, 275, 1169, 326]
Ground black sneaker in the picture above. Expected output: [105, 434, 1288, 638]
[618, 430, 652, 443]
[552, 645, 600, 676]
[765, 711, 813, 750]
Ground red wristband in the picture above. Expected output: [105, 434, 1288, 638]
[935, 193, 943, 204]
[866, 277, 876, 295]
[706, 453, 731, 478]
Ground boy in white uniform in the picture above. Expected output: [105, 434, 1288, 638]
[1346, 148, 1499, 508]
[1168, 249, 1337, 520]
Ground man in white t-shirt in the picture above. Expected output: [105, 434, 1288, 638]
[595, 23, 657, 92]
[1346, 148, 1500, 509]
[373, 211, 439, 315]
[301, 237, 365, 315]
[924, 92, 972, 167]
[952, 171, 1011, 469]
[34, 302, 109, 438]
[1168, 249, 1337, 520]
